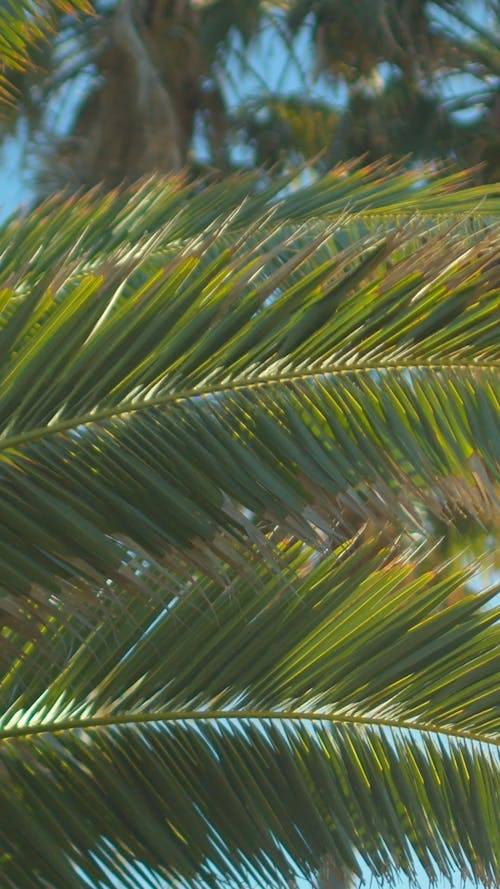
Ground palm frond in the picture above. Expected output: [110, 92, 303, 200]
[1, 161, 498, 272]
[0, 1, 93, 104]
[0, 164, 498, 623]
[1, 543, 499, 887]
[0, 160, 498, 886]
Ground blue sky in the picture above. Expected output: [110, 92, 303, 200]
[0, 134, 31, 221]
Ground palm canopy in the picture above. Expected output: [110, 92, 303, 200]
[1, 1, 499, 187]
[0, 160, 499, 887]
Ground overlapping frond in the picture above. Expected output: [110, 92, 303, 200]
[0, 164, 498, 627]
[1, 543, 499, 887]
[0, 163, 499, 887]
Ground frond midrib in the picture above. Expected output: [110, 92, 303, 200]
[1, 360, 497, 452]
[2, 706, 498, 747]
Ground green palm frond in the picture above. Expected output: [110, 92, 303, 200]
[0, 163, 498, 626]
[0, 160, 498, 885]
[0, 0, 93, 104]
[1, 542, 499, 887]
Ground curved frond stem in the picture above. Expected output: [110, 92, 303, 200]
[1, 361, 498, 452]
[2, 706, 499, 747]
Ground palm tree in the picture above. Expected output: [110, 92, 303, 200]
[1, 0, 499, 189]
[287, 0, 500, 179]
[0, 7, 499, 889]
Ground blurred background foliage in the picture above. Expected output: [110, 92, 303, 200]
[0, 0, 498, 195]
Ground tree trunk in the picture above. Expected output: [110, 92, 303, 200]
[60, 0, 202, 188]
